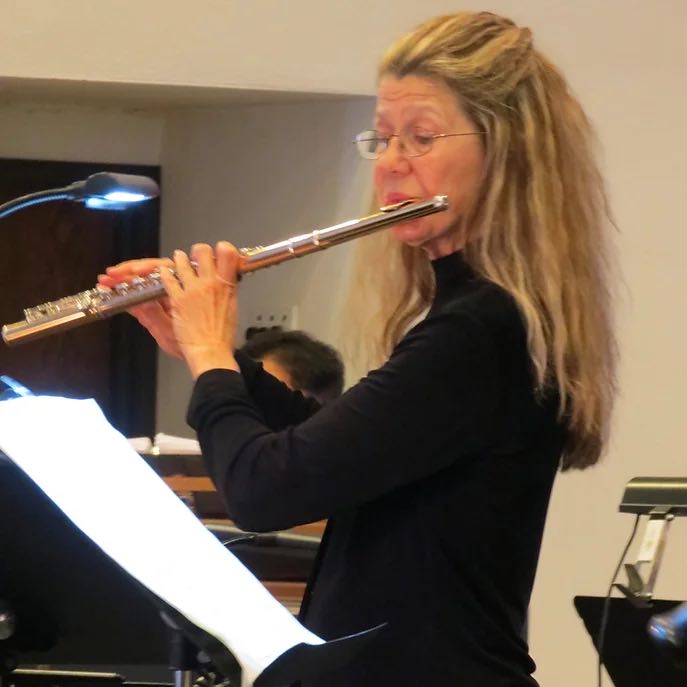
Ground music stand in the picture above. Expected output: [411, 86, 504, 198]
[574, 595, 687, 686]
[0, 457, 318, 678]
[0, 435, 381, 687]
[0, 455, 229, 666]
[0, 455, 174, 678]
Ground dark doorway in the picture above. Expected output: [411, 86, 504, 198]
[0, 158, 160, 437]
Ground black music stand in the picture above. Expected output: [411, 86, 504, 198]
[574, 595, 687, 687]
[0, 454, 225, 685]
[0, 452, 381, 687]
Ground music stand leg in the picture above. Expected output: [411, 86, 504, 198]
[174, 670, 193, 687]
[168, 621, 198, 687]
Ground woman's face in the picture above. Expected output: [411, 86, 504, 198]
[373, 75, 485, 259]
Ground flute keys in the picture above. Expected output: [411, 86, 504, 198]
[94, 284, 113, 304]
[95, 284, 112, 294]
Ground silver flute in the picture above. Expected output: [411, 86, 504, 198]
[2, 195, 448, 346]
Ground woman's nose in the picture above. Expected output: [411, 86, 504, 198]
[375, 136, 411, 174]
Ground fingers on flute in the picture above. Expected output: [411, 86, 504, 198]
[189, 243, 215, 279]
[160, 258, 183, 297]
[171, 249, 198, 287]
[216, 241, 240, 285]
[97, 274, 118, 288]
[100, 257, 173, 287]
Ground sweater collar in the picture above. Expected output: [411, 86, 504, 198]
[431, 250, 475, 308]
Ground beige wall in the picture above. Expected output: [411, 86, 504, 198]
[7, 0, 678, 97]
[2, 2, 687, 686]
[0, 102, 164, 163]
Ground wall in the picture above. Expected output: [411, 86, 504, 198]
[0, 102, 164, 164]
[1, 0, 453, 96]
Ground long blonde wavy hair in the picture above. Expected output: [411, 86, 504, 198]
[344, 11, 618, 470]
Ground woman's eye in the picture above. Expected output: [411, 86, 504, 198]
[412, 132, 435, 145]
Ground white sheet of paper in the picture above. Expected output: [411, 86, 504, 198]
[126, 436, 153, 453]
[0, 396, 323, 687]
[154, 432, 201, 455]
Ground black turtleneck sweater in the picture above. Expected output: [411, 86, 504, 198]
[187, 251, 564, 687]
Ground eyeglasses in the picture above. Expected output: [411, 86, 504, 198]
[354, 128, 485, 160]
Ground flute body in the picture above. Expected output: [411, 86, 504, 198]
[2, 195, 448, 346]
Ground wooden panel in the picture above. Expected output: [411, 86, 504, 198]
[263, 581, 306, 615]
[163, 476, 215, 492]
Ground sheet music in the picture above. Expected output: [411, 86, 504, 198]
[126, 433, 201, 456]
[126, 435, 153, 453]
[153, 432, 201, 455]
[0, 395, 323, 687]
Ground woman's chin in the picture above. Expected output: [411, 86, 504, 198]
[390, 222, 428, 246]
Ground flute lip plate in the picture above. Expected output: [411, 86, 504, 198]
[379, 198, 420, 212]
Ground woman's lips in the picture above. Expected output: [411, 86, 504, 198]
[384, 192, 416, 205]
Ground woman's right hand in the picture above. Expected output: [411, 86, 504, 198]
[97, 257, 183, 359]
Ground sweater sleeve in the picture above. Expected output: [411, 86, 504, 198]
[232, 349, 322, 429]
[187, 312, 501, 532]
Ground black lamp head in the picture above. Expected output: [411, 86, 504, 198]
[67, 172, 160, 210]
[619, 477, 687, 516]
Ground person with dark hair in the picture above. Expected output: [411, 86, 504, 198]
[239, 329, 344, 404]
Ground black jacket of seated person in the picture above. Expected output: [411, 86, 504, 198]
[187, 250, 565, 687]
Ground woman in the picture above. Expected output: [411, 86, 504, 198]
[101, 11, 616, 686]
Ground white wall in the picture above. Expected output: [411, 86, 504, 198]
[0, 101, 164, 164]
[1, 0, 389, 95]
[6, 0, 677, 98]
[2, 2, 687, 686]
[520, 4, 687, 686]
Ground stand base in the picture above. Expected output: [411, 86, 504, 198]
[1, 669, 124, 687]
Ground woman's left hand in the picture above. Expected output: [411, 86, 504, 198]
[160, 241, 241, 379]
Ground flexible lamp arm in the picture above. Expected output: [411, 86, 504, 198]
[0, 190, 72, 219]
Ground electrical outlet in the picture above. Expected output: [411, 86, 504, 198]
[243, 304, 298, 341]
